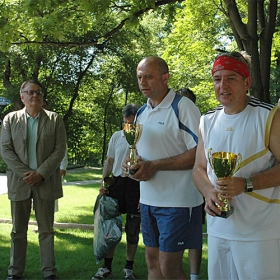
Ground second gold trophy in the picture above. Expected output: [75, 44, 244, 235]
[123, 122, 142, 175]
[208, 148, 242, 218]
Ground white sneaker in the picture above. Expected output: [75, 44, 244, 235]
[92, 266, 112, 279]
[123, 268, 135, 279]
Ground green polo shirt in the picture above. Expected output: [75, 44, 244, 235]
[27, 112, 39, 170]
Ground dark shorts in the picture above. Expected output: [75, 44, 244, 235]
[108, 176, 140, 215]
[140, 203, 203, 252]
[202, 200, 206, 224]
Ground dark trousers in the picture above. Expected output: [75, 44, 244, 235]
[8, 186, 56, 278]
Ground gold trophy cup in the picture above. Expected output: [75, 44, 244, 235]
[123, 123, 142, 175]
[102, 176, 115, 190]
[208, 148, 242, 218]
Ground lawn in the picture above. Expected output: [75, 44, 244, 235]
[0, 168, 208, 280]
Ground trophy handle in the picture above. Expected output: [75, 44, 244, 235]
[232, 153, 242, 175]
[208, 148, 214, 169]
[135, 123, 142, 145]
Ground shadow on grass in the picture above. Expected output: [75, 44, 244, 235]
[0, 224, 208, 280]
[0, 226, 146, 280]
[55, 184, 99, 225]
[0, 229, 10, 278]
[55, 229, 148, 280]
[55, 205, 95, 225]
[0, 179, 208, 280]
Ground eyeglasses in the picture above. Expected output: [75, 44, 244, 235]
[22, 90, 43, 96]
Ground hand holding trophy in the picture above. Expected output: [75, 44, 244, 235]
[102, 176, 115, 190]
[123, 122, 142, 175]
[208, 148, 242, 218]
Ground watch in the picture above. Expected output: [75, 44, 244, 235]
[245, 177, 253, 192]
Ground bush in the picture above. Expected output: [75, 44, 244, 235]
[0, 156, 7, 173]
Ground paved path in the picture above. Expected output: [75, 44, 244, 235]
[0, 173, 7, 195]
[0, 168, 102, 195]
[0, 168, 100, 230]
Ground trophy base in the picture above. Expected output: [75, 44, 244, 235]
[216, 207, 234, 219]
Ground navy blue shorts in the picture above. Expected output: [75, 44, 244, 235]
[140, 203, 203, 252]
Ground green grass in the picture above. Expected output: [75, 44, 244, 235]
[0, 169, 208, 280]
[65, 167, 102, 183]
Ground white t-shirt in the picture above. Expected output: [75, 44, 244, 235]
[201, 96, 280, 241]
[107, 130, 129, 177]
[136, 89, 203, 207]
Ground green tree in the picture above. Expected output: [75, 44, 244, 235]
[221, 0, 278, 103]
[162, 0, 225, 113]
[1, 0, 279, 165]
[162, 0, 279, 109]
[0, 1, 174, 165]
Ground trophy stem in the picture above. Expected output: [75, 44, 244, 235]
[123, 123, 142, 175]
[216, 195, 234, 218]
[208, 149, 241, 219]
[128, 146, 138, 175]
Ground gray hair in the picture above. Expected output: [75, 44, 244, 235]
[215, 51, 251, 71]
[176, 88, 196, 103]
[19, 80, 43, 94]
[122, 104, 140, 117]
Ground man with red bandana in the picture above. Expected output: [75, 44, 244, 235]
[193, 51, 280, 279]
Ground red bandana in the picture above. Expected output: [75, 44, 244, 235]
[212, 55, 250, 78]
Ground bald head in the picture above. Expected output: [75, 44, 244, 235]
[136, 56, 170, 105]
[137, 56, 169, 75]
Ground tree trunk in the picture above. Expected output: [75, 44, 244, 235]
[223, 0, 278, 103]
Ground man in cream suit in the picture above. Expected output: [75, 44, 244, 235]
[1, 80, 67, 280]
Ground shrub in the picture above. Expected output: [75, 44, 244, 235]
[0, 155, 7, 173]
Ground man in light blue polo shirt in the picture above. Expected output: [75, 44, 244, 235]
[1, 80, 67, 280]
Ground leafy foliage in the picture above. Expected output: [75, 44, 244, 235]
[0, 154, 7, 173]
[0, 0, 279, 165]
